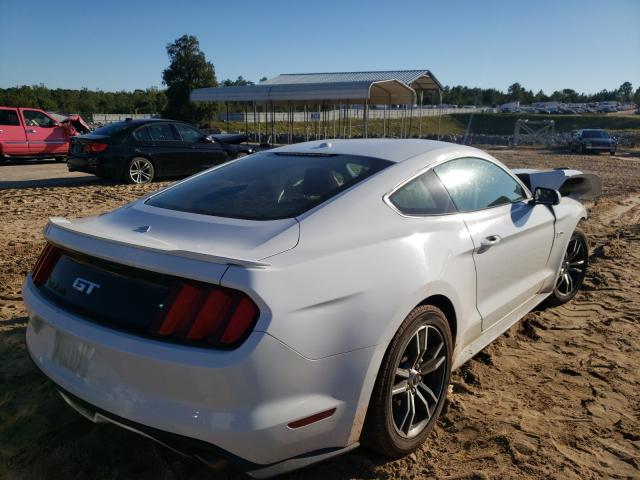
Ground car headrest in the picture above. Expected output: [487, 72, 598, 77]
[302, 167, 338, 197]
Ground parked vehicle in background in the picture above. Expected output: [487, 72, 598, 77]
[67, 119, 254, 183]
[0, 107, 89, 161]
[24, 139, 597, 477]
[569, 129, 616, 155]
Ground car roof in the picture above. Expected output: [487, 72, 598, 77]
[271, 138, 475, 163]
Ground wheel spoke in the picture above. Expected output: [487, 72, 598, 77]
[396, 368, 410, 378]
[414, 388, 432, 420]
[420, 353, 445, 375]
[404, 393, 416, 434]
[413, 327, 428, 367]
[418, 381, 439, 403]
[392, 380, 408, 395]
[398, 391, 411, 432]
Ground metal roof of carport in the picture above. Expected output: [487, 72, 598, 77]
[261, 69, 443, 91]
[191, 79, 418, 104]
[190, 69, 442, 105]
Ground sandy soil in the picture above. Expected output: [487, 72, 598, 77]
[0, 149, 638, 479]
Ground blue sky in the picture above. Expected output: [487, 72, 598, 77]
[1, 0, 638, 94]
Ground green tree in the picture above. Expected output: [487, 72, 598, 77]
[618, 81, 633, 102]
[222, 75, 255, 87]
[633, 86, 640, 104]
[162, 34, 217, 124]
[507, 83, 525, 102]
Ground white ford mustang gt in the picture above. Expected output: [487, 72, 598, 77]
[23, 139, 594, 477]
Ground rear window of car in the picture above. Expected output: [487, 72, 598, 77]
[0, 109, 20, 126]
[146, 152, 392, 220]
[92, 122, 131, 136]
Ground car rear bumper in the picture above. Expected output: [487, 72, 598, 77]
[23, 276, 370, 471]
[584, 144, 615, 152]
[67, 155, 122, 177]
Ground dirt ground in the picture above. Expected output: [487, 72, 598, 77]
[0, 149, 639, 480]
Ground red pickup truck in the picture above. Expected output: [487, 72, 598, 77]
[0, 106, 90, 161]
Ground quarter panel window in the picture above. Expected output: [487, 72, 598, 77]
[434, 158, 525, 212]
[389, 170, 456, 215]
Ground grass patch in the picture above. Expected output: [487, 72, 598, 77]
[212, 113, 640, 138]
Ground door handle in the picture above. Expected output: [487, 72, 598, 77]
[26, 129, 37, 133]
[479, 235, 501, 251]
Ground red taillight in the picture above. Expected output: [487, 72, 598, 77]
[85, 142, 108, 153]
[151, 282, 258, 348]
[32, 243, 62, 285]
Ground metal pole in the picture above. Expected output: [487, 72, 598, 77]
[244, 104, 248, 136]
[288, 102, 291, 144]
[271, 102, 275, 145]
[332, 105, 336, 138]
[418, 91, 424, 138]
[437, 90, 443, 140]
[348, 104, 352, 138]
[225, 102, 229, 124]
[408, 103, 414, 138]
[253, 101, 258, 143]
[364, 100, 369, 138]
[304, 104, 308, 142]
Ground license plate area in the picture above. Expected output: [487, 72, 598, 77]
[52, 331, 94, 378]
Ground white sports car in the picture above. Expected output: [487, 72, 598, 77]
[24, 140, 595, 477]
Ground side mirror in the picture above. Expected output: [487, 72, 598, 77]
[531, 187, 561, 206]
[200, 136, 214, 143]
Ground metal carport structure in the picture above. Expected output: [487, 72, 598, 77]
[190, 69, 443, 144]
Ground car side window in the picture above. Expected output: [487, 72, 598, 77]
[0, 109, 20, 126]
[147, 124, 177, 142]
[434, 157, 525, 213]
[175, 123, 204, 143]
[389, 170, 456, 215]
[23, 110, 56, 128]
[133, 127, 151, 141]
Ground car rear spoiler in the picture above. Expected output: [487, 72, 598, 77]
[44, 217, 270, 269]
[513, 168, 602, 201]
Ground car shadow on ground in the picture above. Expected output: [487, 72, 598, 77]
[0, 176, 107, 190]
[0, 316, 391, 480]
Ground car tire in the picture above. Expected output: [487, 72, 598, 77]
[125, 157, 155, 184]
[362, 304, 452, 458]
[610, 150, 616, 156]
[545, 228, 588, 307]
[55, 156, 67, 163]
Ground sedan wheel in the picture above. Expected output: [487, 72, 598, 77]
[127, 157, 155, 184]
[363, 305, 452, 457]
[546, 228, 588, 306]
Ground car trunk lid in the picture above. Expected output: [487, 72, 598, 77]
[44, 201, 299, 280]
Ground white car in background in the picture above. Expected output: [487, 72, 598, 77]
[24, 139, 593, 477]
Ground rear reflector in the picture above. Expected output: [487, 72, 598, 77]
[151, 282, 259, 348]
[32, 243, 62, 285]
[287, 408, 337, 429]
